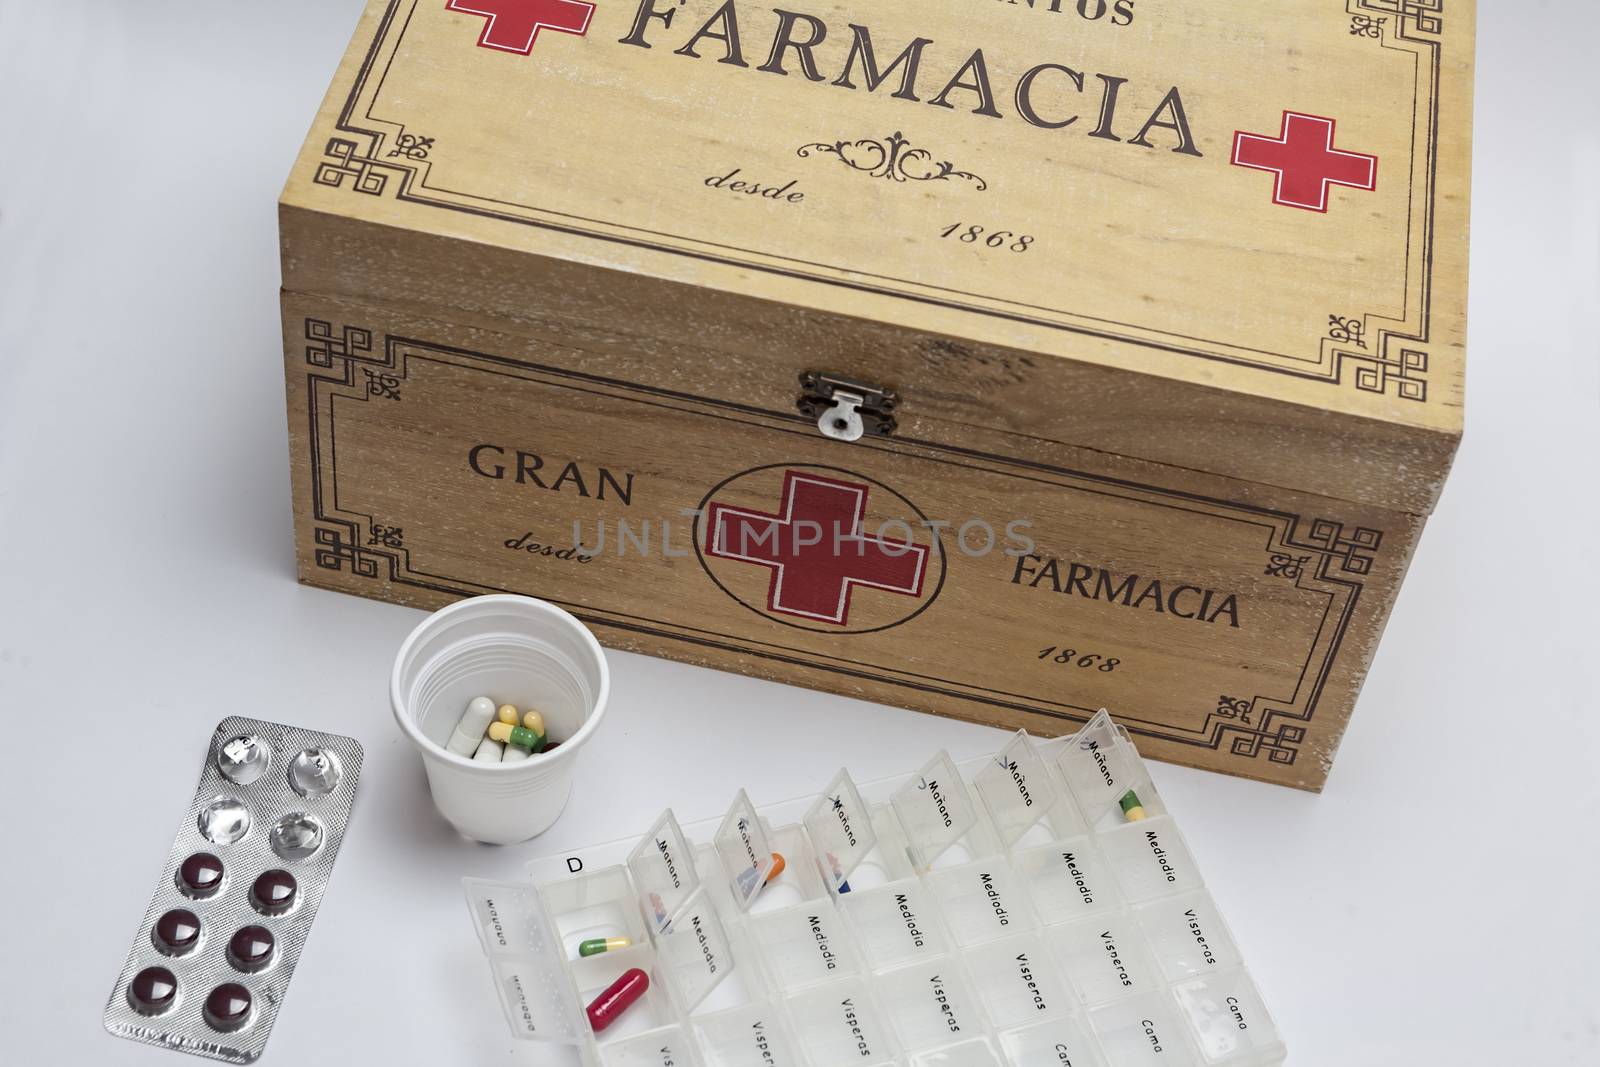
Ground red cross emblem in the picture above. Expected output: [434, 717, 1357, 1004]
[1231, 112, 1378, 213]
[445, 0, 595, 56]
[705, 471, 930, 626]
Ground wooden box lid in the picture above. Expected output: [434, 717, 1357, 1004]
[281, 0, 1473, 514]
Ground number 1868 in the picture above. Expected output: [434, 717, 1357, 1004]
[1037, 646, 1120, 672]
[941, 223, 1034, 252]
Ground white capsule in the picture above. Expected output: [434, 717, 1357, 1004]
[447, 696, 499, 756]
[500, 743, 529, 764]
[472, 737, 505, 763]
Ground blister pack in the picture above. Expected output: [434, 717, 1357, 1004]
[103, 717, 363, 1063]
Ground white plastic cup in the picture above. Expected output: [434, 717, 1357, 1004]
[390, 595, 610, 844]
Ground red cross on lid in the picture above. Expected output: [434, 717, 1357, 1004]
[446, 0, 595, 56]
[705, 471, 930, 626]
[1231, 111, 1378, 213]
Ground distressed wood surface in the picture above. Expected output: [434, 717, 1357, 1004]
[279, 0, 1473, 787]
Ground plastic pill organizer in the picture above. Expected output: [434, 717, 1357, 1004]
[464, 712, 1285, 1067]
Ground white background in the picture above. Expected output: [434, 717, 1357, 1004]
[1, 2, 1597, 1064]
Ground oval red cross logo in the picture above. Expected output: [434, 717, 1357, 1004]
[694, 465, 946, 634]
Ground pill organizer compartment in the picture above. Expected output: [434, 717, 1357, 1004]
[751, 824, 826, 912]
[541, 865, 653, 960]
[974, 732, 1088, 851]
[1052, 715, 1167, 831]
[750, 901, 862, 992]
[629, 809, 701, 933]
[889, 751, 997, 872]
[600, 1024, 705, 1067]
[784, 976, 900, 1066]
[571, 946, 677, 1044]
[471, 709, 1285, 1067]
[998, 1016, 1112, 1067]
[964, 932, 1076, 1029]
[1011, 836, 1125, 926]
[1133, 892, 1242, 981]
[714, 790, 776, 913]
[1169, 969, 1283, 1066]
[926, 858, 1040, 947]
[1088, 993, 1199, 1067]
[839, 875, 954, 970]
[874, 956, 987, 1052]
[910, 1035, 1009, 1067]
[1046, 915, 1164, 1006]
[1098, 817, 1203, 904]
[693, 1000, 806, 1067]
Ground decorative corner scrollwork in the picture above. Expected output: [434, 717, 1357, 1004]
[1227, 720, 1307, 766]
[798, 131, 988, 191]
[315, 138, 392, 195]
[1353, 0, 1443, 36]
[362, 368, 403, 400]
[386, 133, 435, 161]
[1350, 14, 1387, 37]
[1216, 696, 1254, 727]
[304, 319, 373, 368]
[1327, 314, 1367, 349]
[313, 526, 381, 578]
[1301, 519, 1383, 576]
[1265, 553, 1312, 580]
[1340, 346, 1428, 402]
[368, 524, 405, 548]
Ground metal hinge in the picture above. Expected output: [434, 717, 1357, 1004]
[798, 372, 899, 442]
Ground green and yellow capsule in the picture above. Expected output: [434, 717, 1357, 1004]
[579, 937, 631, 958]
[1119, 789, 1147, 822]
[488, 721, 547, 753]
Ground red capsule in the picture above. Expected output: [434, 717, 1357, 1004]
[586, 968, 649, 1033]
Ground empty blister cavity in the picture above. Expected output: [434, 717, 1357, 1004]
[874, 957, 984, 1052]
[891, 751, 979, 871]
[539, 866, 651, 961]
[600, 1024, 704, 1067]
[1048, 915, 1163, 1005]
[1100, 816, 1203, 903]
[197, 797, 250, 846]
[715, 790, 775, 912]
[927, 859, 1038, 946]
[629, 809, 700, 931]
[803, 768, 876, 893]
[1012, 837, 1123, 925]
[1135, 891, 1241, 980]
[751, 901, 860, 991]
[965, 932, 1075, 1028]
[974, 731, 1059, 849]
[840, 877, 951, 970]
[909, 1036, 1007, 1067]
[1089, 992, 1200, 1067]
[785, 977, 900, 1065]
[1170, 968, 1284, 1065]
[1054, 711, 1144, 827]
[653, 886, 735, 1012]
[999, 1016, 1112, 1067]
[217, 735, 270, 785]
[694, 1001, 805, 1067]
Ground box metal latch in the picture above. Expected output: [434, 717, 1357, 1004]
[798, 372, 898, 442]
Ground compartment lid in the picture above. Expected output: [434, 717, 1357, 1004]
[890, 750, 978, 870]
[803, 769, 875, 891]
[281, 0, 1473, 514]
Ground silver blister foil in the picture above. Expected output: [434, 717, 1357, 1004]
[103, 717, 363, 1062]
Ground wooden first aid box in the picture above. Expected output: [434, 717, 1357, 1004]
[280, 0, 1474, 790]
